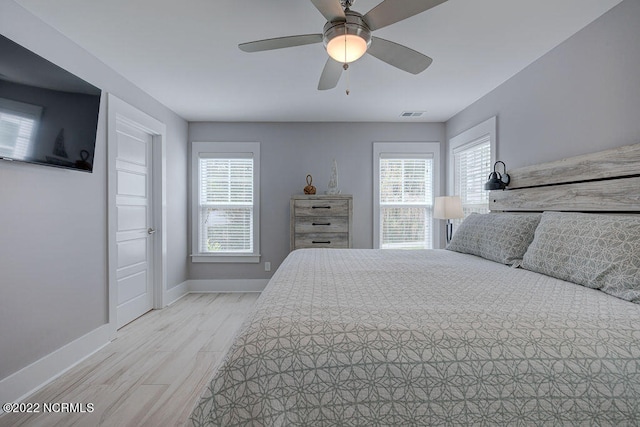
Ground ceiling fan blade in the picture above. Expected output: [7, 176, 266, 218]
[368, 37, 433, 74]
[363, 0, 447, 31]
[318, 58, 343, 90]
[239, 34, 323, 53]
[310, 0, 345, 22]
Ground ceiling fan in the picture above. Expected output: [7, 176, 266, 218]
[239, 0, 447, 91]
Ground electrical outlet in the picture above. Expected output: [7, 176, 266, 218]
[264, 262, 271, 272]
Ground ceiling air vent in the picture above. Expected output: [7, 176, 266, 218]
[400, 111, 425, 117]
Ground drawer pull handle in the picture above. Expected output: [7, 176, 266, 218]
[312, 240, 331, 244]
[312, 222, 331, 226]
[312, 206, 331, 209]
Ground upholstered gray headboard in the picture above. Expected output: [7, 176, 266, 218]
[489, 143, 640, 213]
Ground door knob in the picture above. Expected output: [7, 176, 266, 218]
[147, 228, 156, 235]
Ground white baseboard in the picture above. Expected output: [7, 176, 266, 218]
[165, 280, 189, 306]
[188, 279, 268, 293]
[164, 279, 266, 305]
[0, 324, 111, 409]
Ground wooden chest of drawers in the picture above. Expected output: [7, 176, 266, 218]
[290, 195, 353, 251]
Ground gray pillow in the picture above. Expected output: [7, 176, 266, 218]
[521, 211, 640, 303]
[447, 212, 541, 265]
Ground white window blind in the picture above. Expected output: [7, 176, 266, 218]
[453, 137, 491, 226]
[199, 156, 254, 253]
[379, 156, 433, 249]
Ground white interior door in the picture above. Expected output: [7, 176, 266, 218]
[115, 119, 154, 328]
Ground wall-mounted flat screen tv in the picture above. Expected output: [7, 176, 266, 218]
[0, 34, 101, 172]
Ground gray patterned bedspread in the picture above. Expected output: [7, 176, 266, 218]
[191, 249, 640, 426]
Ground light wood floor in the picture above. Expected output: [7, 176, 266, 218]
[0, 293, 259, 427]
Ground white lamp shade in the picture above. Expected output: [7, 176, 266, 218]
[433, 196, 464, 220]
[326, 34, 368, 63]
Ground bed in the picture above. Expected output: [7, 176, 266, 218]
[191, 143, 640, 426]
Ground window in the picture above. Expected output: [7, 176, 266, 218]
[191, 142, 260, 263]
[374, 142, 441, 249]
[449, 117, 496, 227]
[380, 156, 433, 249]
[453, 138, 491, 217]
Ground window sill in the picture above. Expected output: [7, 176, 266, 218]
[191, 254, 261, 264]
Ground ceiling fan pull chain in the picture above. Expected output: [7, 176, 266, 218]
[344, 25, 350, 95]
[344, 63, 350, 95]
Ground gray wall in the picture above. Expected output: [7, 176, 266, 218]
[188, 122, 445, 280]
[0, 1, 188, 380]
[446, 0, 640, 169]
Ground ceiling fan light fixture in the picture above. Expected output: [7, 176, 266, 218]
[323, 10, 371, 64]
[326, 34, 368, 63]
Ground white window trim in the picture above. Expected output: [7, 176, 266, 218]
[448, 116, 496, 195]
[191, 141, 260, 263]
[373, 142, 441, 249]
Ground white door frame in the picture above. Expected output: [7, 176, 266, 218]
[107, 93, 167, 338]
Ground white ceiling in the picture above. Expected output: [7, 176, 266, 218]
[16, 0, 622, 122]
